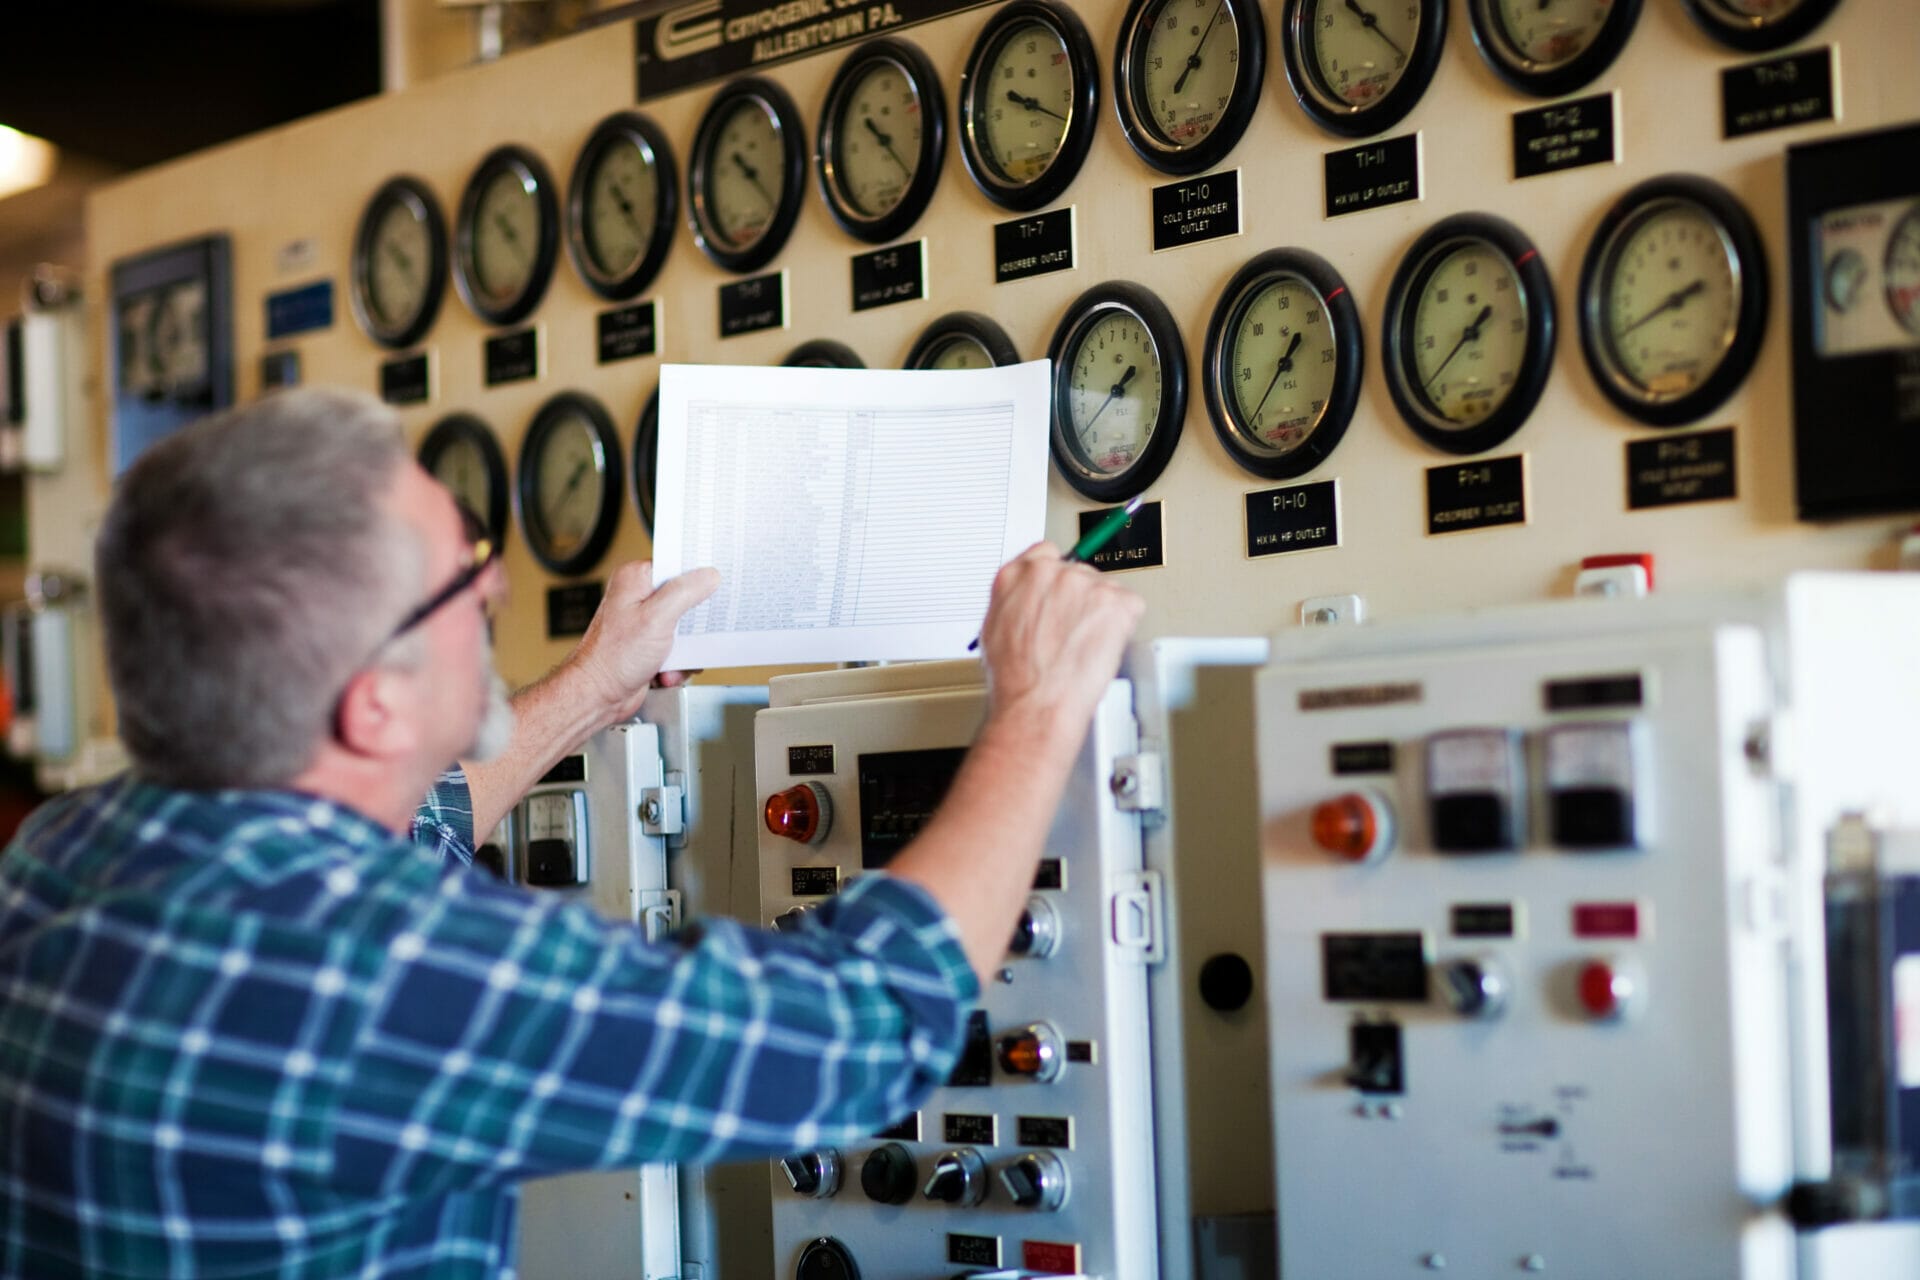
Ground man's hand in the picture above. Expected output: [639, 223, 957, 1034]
[567, 562, 719, 723]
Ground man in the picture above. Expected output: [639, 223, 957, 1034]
[0, 388, 1143, 1278]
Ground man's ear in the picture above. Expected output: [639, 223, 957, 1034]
[333, 666, 421, 759]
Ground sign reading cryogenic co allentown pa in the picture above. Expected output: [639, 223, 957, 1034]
[634, 0, 997, 101]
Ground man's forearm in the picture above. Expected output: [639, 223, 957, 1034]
[461, 665, 625, 839]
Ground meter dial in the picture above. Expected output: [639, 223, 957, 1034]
[1681, 0, 1842, 52]
[566, 112, 676, 302]
[418, 413, 509, 549]
[1383, 213, 1556, 455]
[782, 339, 865, 369]
[1467, 0, 1642, 98]
[517, 392, 622, 577]
[1280, 0, 1448, 138]
[1824, 248, 1866, 315]
[1203, 249, 1364, 479]
[958, 0, 1101, 211]
[1048, 281, 1188, 501]
[816, 38, 947, 244]
[631, 389, 658, 536]
[351, 176, 448, 349]
[1579, 175, 1768, 427]
[453, 145, 560, 328]
[1885, 203, 1920, 337]
[1115, 0, 1266, 176]
[904, 311, 1021, 370]
[688, 77, 807, 274]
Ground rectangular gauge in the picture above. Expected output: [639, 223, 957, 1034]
[857, 746, 967, 869]
[1321, 932, 1429, 1002]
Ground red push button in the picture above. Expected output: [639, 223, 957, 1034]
[1578, 958, 1638, 1021]
[764, 782, 830, 844]
[1311, 791, 1394, 863]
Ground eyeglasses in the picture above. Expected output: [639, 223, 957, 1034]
[379, 501, 498, 649]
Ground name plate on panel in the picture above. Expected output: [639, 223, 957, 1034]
[1078, 501, 1164, 572]
[545, 580, 605, 639]
[264, 279, 334, 339]
[851, 240, 927, 311]
[719, 271, 787, 338]
[597, 301, 657, 364]
[1626, 426, 1737, 509]
[790, 866, 839, 897]
[948, 1235, 1001, 1268]
[1246, 480, 1339, 557]
[1151, 170, 1241, 251]
[1513, 92, 1618, 178]
[260, 350, 301, 391]
[1325, 133, 1421, 218]
[995, 207, 1075, 283]
[1426, 455, 1527, 534]
[379, 351, 430, 406]
[483, 327, 540, 386]
[1721, 47, 1836, 139]
[943, 1113, 998, 1145]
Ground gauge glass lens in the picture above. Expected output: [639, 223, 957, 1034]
[1068, 311, 1163, 476]
[980, 20, 1075, 183]
[472, 169, 540, 306]
[1714, 0, 1808, 16]
[1886, 204, 1920, 336]
[536, 416, 608, 558]
[1601, 202, 1738, 399]
[1411, 242, 1529, 426]
[583, 135, 658, 280]
[368, 200, 431, 330]
[1140, 0, 1243, 148]
[1490, 0, 1609, 69]
[430, 437, 493, 520]
[1309, 0, 1420, 106]
[707, 99, 785, 250]
[1230, 277, 1338, 455]
[833, 59, 924, 218]
[928, 335, 996, 370]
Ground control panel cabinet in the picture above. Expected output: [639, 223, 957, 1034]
[755, 661, 1158, 1280]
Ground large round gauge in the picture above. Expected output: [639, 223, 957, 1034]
[517, 391, 622, 577]
[958, 0, 1101, 212]
[1047, 281, 1188, 501]
[566, 112, 677, 302]
[1280, 0, 1448, 138]
[632, 389, 659, 536]
[419, 413, 509, 550]
[453, 145, 561, 328]
[816, 38, 947, 244]
[1579, 175, 1768, 428]
[1467, 0, 1643, 99]
[783, 339, 866, 368]
[905, 311, 1021, 369]
[1383, 213, 1556, 455]
[1681, 0, 1842, 53]
[688, 77, 807, 274]
[1203, 249, 1363, 479]
[350, 176, 448, 349]
[1114, 0, 1266, 176]
[1887, 204, 1920, 338]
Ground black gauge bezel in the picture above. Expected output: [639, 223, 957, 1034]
[516, 391, 622, 577]
[1203, 248, 1364, 480]
[904, 310, 1022, 368]
[688, 77, 808, 274]
[1467, 0, 1643, 99]
[782, 339, 866, 368]
[631, 388, 658, 536]
[565, 111, 678, 302]
[1682, 0, 1842, 52]
[1280, 0, 1448, 138]
[418, 412, 510, 550]
[816, 38, 948, 244]
[1579, 174, 1769, 429]
[351, 176, 449, 350]
[1114, 0, 1266, 176]
[453, 144, 561, 328]
[958, 0, 1101, 211]
[1383, 212, 1556, 456]
[1047, 280, 1189, 501]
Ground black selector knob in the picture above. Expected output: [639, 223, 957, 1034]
[860, 1143, 917, 1205]
[795, 1236, 862, 1280]
[780, 1149, 842, 1199]
[921, 1147, 987, 1206]
[998, 1150, 1068, 1212]
[773, 906, 810, 933]
[1438, 957, 1508, 1019]
[1007, 895, 1059, 959]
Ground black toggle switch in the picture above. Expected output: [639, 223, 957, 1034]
[780, 1149, 841, 1199]
[1345, 1020, 1404, 1095]
[998, 1150, 1068, 1212]
[921, 1147, 987, 1206]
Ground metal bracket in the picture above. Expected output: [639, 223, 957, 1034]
[1109, 752, 1166, 816]
[1110, 871, 1167, 965]
[638, 889, 682, 942]
[638, 774, 686, 837]
[1300, 593, 1365, 626]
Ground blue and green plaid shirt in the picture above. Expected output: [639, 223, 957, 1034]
[0, 768, 976, 1278]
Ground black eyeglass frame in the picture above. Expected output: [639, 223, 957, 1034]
[381, 502, 497, 649]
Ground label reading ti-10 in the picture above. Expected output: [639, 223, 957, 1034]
[1151, 170, 1242, 251]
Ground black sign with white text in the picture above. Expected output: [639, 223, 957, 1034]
[597, 301, 657, 364]
[851, 241, 926, 311]
[1722, 47, 1835, 139]
[790, 866, 840, 897]
[1325, 133, 1420, 218]
[1513, 93, 1617, 178]
[378, 352, 430, 406]
[1246, 480, 1339, 557]
[1627, 426, 1737, 509]
[948, 1235, 1001, 1267]
[1426, 455, 1527, 535]
[994, 207, 1074, 283]
[260, 350, 301, 391]
[1078, 501, 1164, 572]
[483, 328, 539, 386]
[1151, 171, 1241, 252]
[719, 272, 786, 338]
[545, 581, 605, 639]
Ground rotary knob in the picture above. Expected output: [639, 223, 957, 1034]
[859, 1142, 917, 1205]
[998, 1150, 1068, 1212]
[921, 1147, 988, 1206]
[1008, 895, 1060, 959]
[995, 1022, 1064, 1082]
[794, 1236, 861, 1280]
[780, 1149, 842, 1200]
[1437, 957, 1509, 1019]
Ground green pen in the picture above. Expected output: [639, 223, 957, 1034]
[969, 495, 1144, 652]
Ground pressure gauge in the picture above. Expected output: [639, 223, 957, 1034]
[1115, 0, 1266, 176]
[783, 339, 865, 368]
[1887, 204, 1920, 337]
[958, 0, 1101, 211]
[905, 311, 1021, 369]
[632, 389, 658, 535]
[418, 413, 509, 549]
[566, 112, 676, 302]
[688, 77, 807, 274]
[1681, 0, 1842, 52]
[1579, 175, 1768, 428]
[453, 146, 560, 328]
[816, 38, 946, 244]
[1048, 281, 1188, 501]
[1203, 249, 1363, 479]
[1467, 0, 1642, 98]
[351, 176, 448, 349]
[1383, 213, 1556, 455]
[1280, 0, 1448, 138]
[517, 391, 622, 577]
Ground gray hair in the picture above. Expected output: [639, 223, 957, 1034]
[96, 387, 425, 789]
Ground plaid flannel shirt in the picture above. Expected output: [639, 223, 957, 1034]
[0, 767, 976, 1278]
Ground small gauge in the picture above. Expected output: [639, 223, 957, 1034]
[1203, 249, 1363, 479]
[146, 282, 210, 401]
[1280, 0, 1448, 138]
[1048, 281, 1188, 501]
[1467, 0, 1642, 98]
[566, 112, 677, 302]
[1579, 175, 1768, 428]
[958, 0, 1101, 211]
[631, 389, 658, 536]
[1383, 213, 1556, 455]
[1114, 0, 1266, 176]
[453, 145, 560, 328]
[1824, 248, 1866, 314]
[517, 391, 622, 577]
[689, 77, 807, 274]
[351, 176, 449, 349]
[419, 413, 509, 549]
[1886, 203, 1920, 337]
[905, 311, 1021, 370]
[816, 38, 947, 244]
[783, 339, 866, 368]
[1681, 0, 1842, 53]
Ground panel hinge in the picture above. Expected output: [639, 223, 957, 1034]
[639, 774, 686, 838]
[1109, 751, 1166, 817]
[1110, 871, 1166, 965]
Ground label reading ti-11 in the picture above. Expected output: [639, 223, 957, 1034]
[1325, 133, 1421, 218]
[1427, 455, 1527, 534]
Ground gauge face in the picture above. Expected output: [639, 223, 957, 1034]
[1469, 0, 1641, 97]
[1682, 0, 1840, 51]
[1048, 282, 1189, 501]
[517, 393, 621, 576]
[1283, 0, 1446, 137]
[690, 78, 806, 273]
[782, 339, 866, 369]
[567, 113, 677, 301]
[904, 311, 1020, 370]
[351, 177, 447, 349]
[419, 414, 509, 549]
[1885, 204, 1920, 336]
[454, 146, 559, 327]
[960, 2, 1100, 211]
[1117, 0, 1265, 175]
[817, 40, 946, 243]
[1825, 248, 1866, 314]
[631, 390, 658, 535]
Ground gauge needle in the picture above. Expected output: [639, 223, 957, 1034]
[1425, 304, 1494, 389]
[556, 459, 591, 513]
[1006, 89, 1070, 122]
[1081, 364, 1139, 435]
[1344, 0, 1409, 60]
[609, 180, 646, 233]
[493, 213, 529, 261]
[731, 151, 775, 207]
[1618, 278, 1706, 336]
[1251, 331, 1305, 423]
[385, 243, 414, 275]
[863, 117, 913, 175]
[1173, 0, 1226, 96]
